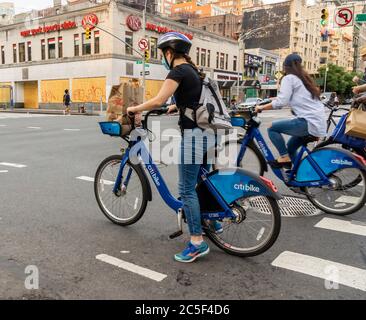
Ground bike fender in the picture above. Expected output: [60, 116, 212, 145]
[207, 168, 282, 204]
[296, 147, 366, 183]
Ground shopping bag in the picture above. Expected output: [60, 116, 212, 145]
[345, 107, 366, 139]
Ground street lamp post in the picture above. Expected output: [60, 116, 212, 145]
[142, 0, 148, 102]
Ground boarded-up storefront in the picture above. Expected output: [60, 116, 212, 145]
[41, 79, 69, 103]
[72, 77, 106, 103]
[24, 81, 38, 109]
[0, 82, 11, 105]
[120, 77, 164, 100]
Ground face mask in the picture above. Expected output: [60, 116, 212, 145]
[162, 54, 171, 71]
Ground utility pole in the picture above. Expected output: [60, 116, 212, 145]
[142, 0, 148, 102]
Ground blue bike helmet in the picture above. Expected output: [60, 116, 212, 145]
[157, 32, 192, 55]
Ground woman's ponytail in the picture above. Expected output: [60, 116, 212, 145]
[183, 54, 206, 80]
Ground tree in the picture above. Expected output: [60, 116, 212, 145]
[317, 64, 362, 97]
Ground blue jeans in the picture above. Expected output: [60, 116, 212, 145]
[178, 128, 216, 236]
[267, 118, 309, 163]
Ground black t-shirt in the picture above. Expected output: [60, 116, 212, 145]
[166, 63, 202, 129]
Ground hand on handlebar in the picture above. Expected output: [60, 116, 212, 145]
[126, 106, 137, 117]
[166, 104, 178, 114]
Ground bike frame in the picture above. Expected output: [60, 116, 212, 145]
[113, 137, 236, 221]
[238, 124, 332, 188]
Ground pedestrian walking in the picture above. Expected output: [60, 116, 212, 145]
[63, 89, 71, 115]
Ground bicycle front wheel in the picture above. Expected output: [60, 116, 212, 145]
[203, 196, 281, 257]
[304, 168, 366, 216]
[94, 155, 149, 226]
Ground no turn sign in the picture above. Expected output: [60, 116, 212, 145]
[138, 38, 149, 51]
[335, 7, 354, 27]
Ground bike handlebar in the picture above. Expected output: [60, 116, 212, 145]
[142, 105, 169, 130]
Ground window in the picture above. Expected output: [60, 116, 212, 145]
[1, 46, 4, 64]
[201, 48, 206, 67]
[27, 42, 31, 61]
[82, 33, 91, 55]
[94, 31, 100, 54]
[13, 44, 17, 63]
[196, 47, 200, 65]
[213, 24, 216, 32]
[304, 48, 307, 55]
[321, 46, 328, 53]
[74, 34, 80, 56]
[305, 34, 308, 42]
[220, 53, 225, 69]
[207, 50, 211, 68]
[233, 55, 237, 71]
[125, 31, 133, 55]
[203, 26, 206, 31]
[48, 38, 56, 59]
[219, 23, 223, 32]
[320, 57, 327, 64]
[150, 37, 157, 59]
[216, 52, 219, 68]
[58, 37, 63, 58]
[41, 39, 46, 60]
[225, 53, 228, 70]
[19, 43, 25, 62]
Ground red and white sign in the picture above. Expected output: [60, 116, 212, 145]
[20, 21, 77, 37]
[82, 13, 99, 30]
[146, 23, 193, 40]
[126, 15, 142, 32]
[335, 7, 354, 27]
[138, 38, 149, 51]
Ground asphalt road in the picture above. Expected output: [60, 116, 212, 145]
[0, 110, 365, 300]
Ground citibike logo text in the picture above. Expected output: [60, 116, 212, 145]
[234, 183, 260, 193]
[331, 159, 353, 166]
[147, 165, 160, 186]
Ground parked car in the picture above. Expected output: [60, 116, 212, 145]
[238, 97, 263, 109]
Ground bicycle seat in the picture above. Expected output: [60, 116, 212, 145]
[301, 135, 319, 145]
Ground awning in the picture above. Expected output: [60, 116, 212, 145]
[218, 80, 261, 89]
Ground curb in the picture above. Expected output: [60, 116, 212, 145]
[0, 109, 101, 116]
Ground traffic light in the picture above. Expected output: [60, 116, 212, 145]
[144, 50, 150, 62]
[321, 8, 329, 26]
[85, 27, 91, 40]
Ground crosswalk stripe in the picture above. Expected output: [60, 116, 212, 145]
[76, 176, 114, 185]
[272, 251, 366, 292]
[27, 127, 41, 129]
[0, 170, 8, 173]
[0, 162, 27, 168]
[335, 196, 360, 205]
[315, 217, 366, 237]
[96, 254, 167, 282]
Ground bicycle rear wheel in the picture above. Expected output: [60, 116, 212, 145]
[203, 196, 281, 257]
[94, 155, 149, 226]
[304, 168, 366, 216]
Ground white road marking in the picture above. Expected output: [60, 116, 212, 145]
[120, 251, 130, 254]
[272, 251, 366, 292]
[315, 217, 366, 237]
[335, 196, 360, 205]
[76, 176, 114, 185]
[0, 170, 8, 173]
[0, 124, 7, 127]
[0, 162, 27, 168]
[96, 254, 167, 282]
[64, 129, 81, 131]
[27, 126, 41, 129]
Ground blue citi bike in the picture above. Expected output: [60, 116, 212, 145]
[215, 104, 366, 216]
[95, 108, 282, 257]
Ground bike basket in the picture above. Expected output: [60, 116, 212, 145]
[331, 114, 366, 149]
[99, 121, 122, 137]
[231, 116, 246, 127]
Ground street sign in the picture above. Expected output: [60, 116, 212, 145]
[136, 60, 143, 64]
[335, 7, 354, 27]
[140, 71, 150, 76]
[275, 71, 282, 80]
[356, 13, 366, 23]
[138, 38, 149, 51]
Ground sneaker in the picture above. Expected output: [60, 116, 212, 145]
[174, 241, 210, 263]
[212, 220, 223, 234]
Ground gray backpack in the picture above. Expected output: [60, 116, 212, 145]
[184, 75, 233, 134]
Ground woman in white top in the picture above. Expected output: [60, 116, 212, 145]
[256, 53, 327, 168]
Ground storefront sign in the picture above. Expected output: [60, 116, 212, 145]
[244, 54, 262, 67]
[20, 21, 77, 37]
[126, 15, 142, 31]
[82, 13, 99, 30]
[146, 23, 193, 40]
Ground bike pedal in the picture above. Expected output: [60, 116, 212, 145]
[169, 230, 183, 239]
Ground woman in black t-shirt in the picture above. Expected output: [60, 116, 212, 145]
[127, 32, 220, 263]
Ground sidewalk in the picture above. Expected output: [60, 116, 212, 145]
[0, 108, 102, 116]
